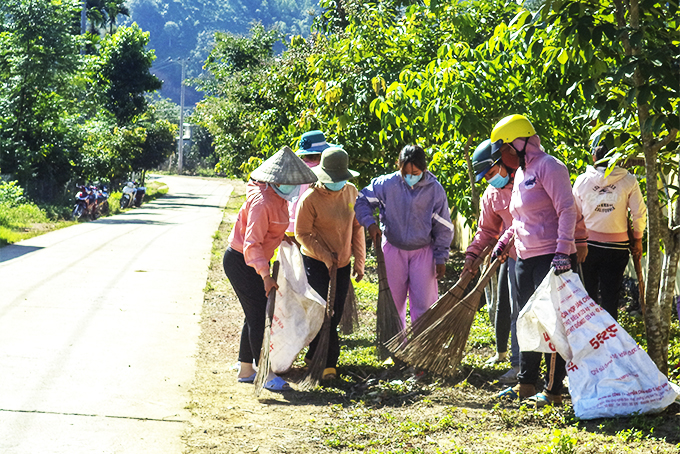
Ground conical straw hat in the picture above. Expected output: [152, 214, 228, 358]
[250, 146, 318, 185]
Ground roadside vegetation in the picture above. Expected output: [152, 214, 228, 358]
[0, 179, 168, 247]
[186, 184, 680, 454]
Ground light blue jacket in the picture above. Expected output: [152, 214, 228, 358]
[354, 171, 453, 264]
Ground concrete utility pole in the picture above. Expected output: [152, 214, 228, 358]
[178, 58, 186, 174]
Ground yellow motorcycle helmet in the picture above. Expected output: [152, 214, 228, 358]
[490, 114, 536, 152]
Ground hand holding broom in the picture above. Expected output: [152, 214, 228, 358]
[387, 244, 492, 355]
[392, 237, 514, 376]
[254, 261, 280, 396]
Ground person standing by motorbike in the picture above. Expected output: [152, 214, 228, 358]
[223, 146, 317, 391]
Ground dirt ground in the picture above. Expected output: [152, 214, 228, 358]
[182, 179, 680, 454]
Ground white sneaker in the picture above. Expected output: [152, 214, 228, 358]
[485, 352, 507, 365]
[498, 366, 520, 384]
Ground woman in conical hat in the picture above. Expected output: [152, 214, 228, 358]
[223, 146, 317, 391]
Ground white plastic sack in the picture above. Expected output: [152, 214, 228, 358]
[269, 241, 326, 374]
[518, 270, 679, 419]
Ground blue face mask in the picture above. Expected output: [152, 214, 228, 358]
[271, 184, 300, 202]
[404, 173, 422, 187]
[488, 172, 510, 188]
[324, 180, 347, 192]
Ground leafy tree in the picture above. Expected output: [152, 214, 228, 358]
[192, 23, 281, 176]
[132, 119, 176, 183]
[97, 24, 163, 125]
[0, 0, 83, 201]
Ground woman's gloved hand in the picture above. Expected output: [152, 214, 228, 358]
[552, 253, 572, 275]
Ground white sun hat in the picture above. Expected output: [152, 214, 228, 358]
[250, 146, 318, 185]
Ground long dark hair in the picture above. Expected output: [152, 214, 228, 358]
[398, 145, 427, 172]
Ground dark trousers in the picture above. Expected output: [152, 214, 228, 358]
[223, 247, 267, 365]
[581, 243, 629, 322]
[496, 258, 519, 366]
[303, 255, 351, 369]
[515, 253, 577, 395]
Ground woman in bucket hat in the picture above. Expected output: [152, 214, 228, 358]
[286, 130, 336, 235]
[223, 146, 317, 391]
[354, 145, 454, 328]
[295, 147, 366, 380]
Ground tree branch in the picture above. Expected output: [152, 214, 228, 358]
[652, 128, 679, 154]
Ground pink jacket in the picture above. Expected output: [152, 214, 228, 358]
[228, 181, 289, 278]
[499, 136, 585, 259]
[466, 184, 516, 260]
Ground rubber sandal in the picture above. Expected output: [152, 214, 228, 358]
[527, 392, 562, 407]
[264, 376, 292, 391]
[497, 386, 519, 399]
[237, 372, 257, 383]
[322, 367, 337, 380]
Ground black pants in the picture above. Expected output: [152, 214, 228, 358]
[515, 253, 577, 395]
[223, 247, 268, 365]
[303, 255, 351, 369]
[496, 258, 519, 366]
[581, 242, 629, 322]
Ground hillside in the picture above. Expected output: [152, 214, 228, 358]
[122, 0, 320, 105]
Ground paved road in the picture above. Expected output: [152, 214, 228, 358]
[0, 175, 233, 453]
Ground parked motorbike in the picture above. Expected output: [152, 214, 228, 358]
[120, 181, 137, 209]
[95, 185, 109, 215]
[72, 185, 98, 220]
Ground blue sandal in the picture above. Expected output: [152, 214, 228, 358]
[237, 372, 257, 383]
[264, 376, 292, 392]
[497, 386, 519, 399]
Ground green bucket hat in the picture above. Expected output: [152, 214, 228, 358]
[250, 146, 318, 185]
[313, 147, 359, 184]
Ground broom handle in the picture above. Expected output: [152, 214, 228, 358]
[327, 255, 338, 317]
[375, 234, 388, 279]
[462, 237, 515, 306]
[444, 244, 493, 301]
[627, 218, 645, 314]
[265, 261, 280, 319]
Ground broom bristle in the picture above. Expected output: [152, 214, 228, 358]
[386, 245, 492, 355]
[340, 281, 359, 335]
[300, 263, 338, 390]
[253, 319, 273, 395]
[254, 261, 280, 396]
[299, 315, 331, 390]
[375, 239, 403, 359]
[391, 239, 512, 375]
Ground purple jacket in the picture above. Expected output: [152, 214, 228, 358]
[354, 171, 453, 264]
[499, 136, 581, 259]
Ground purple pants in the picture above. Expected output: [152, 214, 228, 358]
[383, 241, 439, 326]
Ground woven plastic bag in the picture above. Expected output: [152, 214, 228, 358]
[269, 241, 326, 374]
[517, 269, 679, 419]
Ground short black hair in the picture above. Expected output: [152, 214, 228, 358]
[593, 143, 609, 164]
[398, 145, 427, 172]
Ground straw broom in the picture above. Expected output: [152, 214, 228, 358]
[386, 245, 492, 355]
[627, 219, 646, 315]
[392, 238, 514, 375]
[375, 236, 404, 360]
[254, 261, 280, 396]
[340, 281, 359, 335]
[300, 258, 338, 390]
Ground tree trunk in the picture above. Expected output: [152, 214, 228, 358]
[462, 135, 479, 220]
